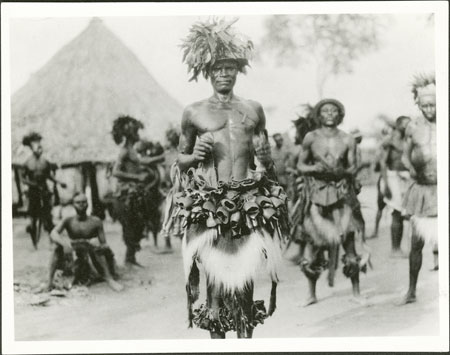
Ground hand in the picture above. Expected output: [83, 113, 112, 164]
[409, 168, 417, 179]
[255, 142, 272, 166]
[63, 242, 73, 255]
[137, 172, 148, 182]
[312, 163, 327, 173]
[193, 140, 213, 163]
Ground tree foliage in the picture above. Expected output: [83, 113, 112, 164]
[260, 14, 387, 98]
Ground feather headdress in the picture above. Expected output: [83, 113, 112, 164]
[180, 17, 253, 82]
[412, 73, 436, 103]
[22, 132, 42, 147]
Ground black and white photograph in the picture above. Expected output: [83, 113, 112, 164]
[1, 1, 448, 353]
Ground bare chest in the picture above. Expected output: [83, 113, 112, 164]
[66, 219, 98, 240]
[194, 103, 259, 138]
[311, 135, 348, 161]
[26, 159, 50, 181]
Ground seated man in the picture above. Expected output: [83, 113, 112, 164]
[47, 192, 123, 292]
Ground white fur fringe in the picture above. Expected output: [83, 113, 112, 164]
[182, 229, 282, 293]
[411, 216, 438, 246]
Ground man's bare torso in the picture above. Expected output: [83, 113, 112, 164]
[185, 96, 262, 181]
[309, 129, 351, 172]
[25, 156, 52, 186]
[65, 216, 101, 241]
[385, 131, 407, 171]
[409, 117, 437, 182]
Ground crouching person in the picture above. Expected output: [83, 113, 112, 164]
[47, 192, 124, 292]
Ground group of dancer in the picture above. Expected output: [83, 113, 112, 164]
[18, 18, 438, 339]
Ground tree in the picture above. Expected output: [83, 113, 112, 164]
[260, 14, 388, 99]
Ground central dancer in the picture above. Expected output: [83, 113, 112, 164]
[174, 18, 288, 338]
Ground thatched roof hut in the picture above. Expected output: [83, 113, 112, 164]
[11, 18, 182, 166]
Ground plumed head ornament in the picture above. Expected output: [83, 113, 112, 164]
[412, 73, 436, 104]
[22, 132, 42, 147]
[180, 17, 253, 82]
[112, 115, 144, 145]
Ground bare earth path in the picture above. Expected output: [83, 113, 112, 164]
[13, 186, 439, 340]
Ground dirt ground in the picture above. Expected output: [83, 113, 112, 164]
[12, 186, 440, 340]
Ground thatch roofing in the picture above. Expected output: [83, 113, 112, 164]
[11, 18, 182, 166]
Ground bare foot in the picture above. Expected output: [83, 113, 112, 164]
[303, 296, 318, 307]
[390, 249, 408, 259]
[106, 279, 124, 292]
[397, 293, 416, 305]
[350, 295, 367, 305]
[125, 260, 144, 268]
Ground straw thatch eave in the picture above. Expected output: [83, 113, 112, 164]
[11, 18, 182, 166]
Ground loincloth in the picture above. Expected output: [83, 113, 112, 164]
[115, 181, 150, 226]
[55, 242, 118, 286]
[380, 170, 410, 213]
[177, 169, 287, 330]
[308, 175, 350, 207]
[27, 186, 52, 217]
[403, 181, 437, 217]
[290, 176, 360, 246]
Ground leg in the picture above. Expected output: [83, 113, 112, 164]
[47, 245, 64, 290]
[327, 243, 339, 287]
[301, 242, 321, 306]
[401, 232, 425, 304]
[236, 283, 254, 339]
[342, 231, 361, 298]
[369, 183, 385, 239]
[42, 192, 55, 234]
[94, 251, 124, 292]
[390, 210, 406, 257]
[206, 283, 226, 339]
[431, 246, 439, 271]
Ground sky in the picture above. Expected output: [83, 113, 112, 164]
[9, 13, 435, 137]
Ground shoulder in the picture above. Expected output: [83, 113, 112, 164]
[244, 98, 264, 115]
[405, 119, 419, 137]
[61, 216, 73, 227]
[303, 131, 317, 145]
[339, 130, 354, 144]
[182, 101, 207, 126]
[89, 216, 103, 227]
[183, 100, 208, 115]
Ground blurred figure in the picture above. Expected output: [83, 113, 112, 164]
[48, 192, 123, 292]
[378, 116, 411, 257]
[135, 139, 166, 249]
[350, 129, 369, 242]
[401, 74, 437, 304]
[163, 128, 180, 189]
[160, 128, 183, 250]
[21, 132, 67, 249]
[370, 124, 394, 239]
[112, 116, 164, 266]
[271, 133, 291, 192]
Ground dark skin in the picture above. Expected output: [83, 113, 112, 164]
[178, 59, 273, 339]
[113, 125, 165, 265]
[401, 94, 437, 305]
[379, 118, 410, 256]
[22, 139, 67, 246]
[48, 194, 123, 292]
[298, 103, 359, 306]
[272, 134, 291, 189]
